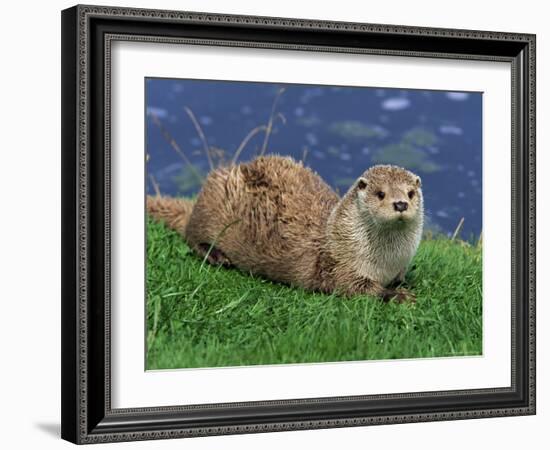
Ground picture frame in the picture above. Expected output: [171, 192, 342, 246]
[61, 4, 536, 444]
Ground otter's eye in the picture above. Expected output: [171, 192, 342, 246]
[376, 191, 385, 200]
[408, 190, 415, 199]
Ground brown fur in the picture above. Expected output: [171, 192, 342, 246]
[146, 196, 195, 236]
[147, 155, 423, 302]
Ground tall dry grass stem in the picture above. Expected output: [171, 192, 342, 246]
[259, 87, 286, 157]
[149, 112, 204, 184]
[231, 125, 268, 165]
[301, 146, 309, 164]
[451, 217, 465, 241]
[149, 174, 162, 197]
[184, 106, 214, 171]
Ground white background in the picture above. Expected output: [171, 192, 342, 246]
[0, 0, 545, 449]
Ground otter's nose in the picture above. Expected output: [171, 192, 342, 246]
[393, 201, 408, 212]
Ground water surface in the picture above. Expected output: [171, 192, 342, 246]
[145, 78, 482, 238]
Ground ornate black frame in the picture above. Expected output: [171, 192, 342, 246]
[61, 4, 536, 444]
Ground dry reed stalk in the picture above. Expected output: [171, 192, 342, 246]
[231, 125, 268, 165]
[259, 87, 286, 156]
[184, 106, 214, 171]
[451, 217, 465, 241]
[148, 174, 161, 197]
[149, 112, 203, 183]
[301, 146, 309, 164]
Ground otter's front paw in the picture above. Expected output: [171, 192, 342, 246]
[382, 288, 416, 304]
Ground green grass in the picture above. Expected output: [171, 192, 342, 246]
[146, 218, 482, 370]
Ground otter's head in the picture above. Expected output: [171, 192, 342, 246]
[354, 165, 423, 227]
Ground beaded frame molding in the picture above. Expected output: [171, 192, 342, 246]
[61, 4, 536, 444]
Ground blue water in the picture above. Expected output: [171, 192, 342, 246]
[145, 78, 482, 238]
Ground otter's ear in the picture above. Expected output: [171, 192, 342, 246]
[356, 177, 368, 190]
[415, 176, 422, 187]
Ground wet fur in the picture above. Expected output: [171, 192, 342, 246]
[147, 156, 423, 301]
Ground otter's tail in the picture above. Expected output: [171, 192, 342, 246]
[146, 195, 195, 236]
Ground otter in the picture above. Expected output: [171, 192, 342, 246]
[147, 155, 423, 302]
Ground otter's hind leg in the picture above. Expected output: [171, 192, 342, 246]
[195, 243, 232, 267]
